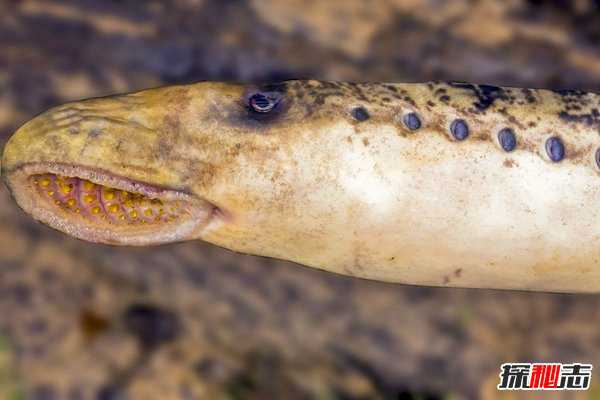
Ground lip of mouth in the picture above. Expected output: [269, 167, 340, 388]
[4, 162, 218, 245]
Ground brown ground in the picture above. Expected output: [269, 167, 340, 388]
[2, 1, 600, 399]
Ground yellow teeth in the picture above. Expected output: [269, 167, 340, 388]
[83, 194, 96, 204]
[60, 184, 73, 194]
[30, 173, 184, 225]
[104, 190, 115, 200]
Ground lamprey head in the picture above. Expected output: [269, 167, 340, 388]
[1, 81, 350, 257]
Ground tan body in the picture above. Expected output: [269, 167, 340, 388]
[2, 80, 600, 292]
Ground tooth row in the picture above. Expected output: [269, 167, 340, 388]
[32, 174, 184, 225]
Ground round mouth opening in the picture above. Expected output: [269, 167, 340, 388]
[6, 163, 217, 245]
[31, 173, 186, 226]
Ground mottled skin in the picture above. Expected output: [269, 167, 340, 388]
[3, 80, 600, 292]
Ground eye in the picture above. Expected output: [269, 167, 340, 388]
[248, 93, 277, 113]
[243, 87, 288, 122]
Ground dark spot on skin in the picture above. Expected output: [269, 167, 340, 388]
[163, 113, 181, 133]
[553, 89, 587, 97]
[259, 82, 288, 94]
[521, 88, 537, 103]
[506, 115, 526, 130]
[566, 145, 589, 162]
[449, 82, 506, 112]
[123, 303, 180, 350]
[558, 110, 600, 132]
[595, 148, 600, 169]
[546, 136, 565, 162]
[351, 106, 370, 122]
[440, 95, 450, 103]
[450, 119, 469, 141]
[403, 96, 416, 107]
[403, 112, 421, 131]
[336, 82, 368, 103]
[503, 159, 517, 168]
[454, 268, 462, 278]
[498, 128, 517, 152]
[88, 128, 102, 138]
[362, 137, 369, 146]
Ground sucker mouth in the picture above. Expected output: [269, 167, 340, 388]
[31, 173, 185, 225]
[5, 162, 217, 245]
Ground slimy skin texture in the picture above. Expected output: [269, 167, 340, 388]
[2, 80, 600, 292]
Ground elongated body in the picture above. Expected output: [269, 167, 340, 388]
[2, 80, 600, 292]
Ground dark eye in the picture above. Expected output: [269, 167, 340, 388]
[249, 93, 277, 113]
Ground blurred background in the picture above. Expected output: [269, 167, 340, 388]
[2, 0, 600, 399]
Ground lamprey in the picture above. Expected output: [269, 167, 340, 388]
[3, 80, 600, 292]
